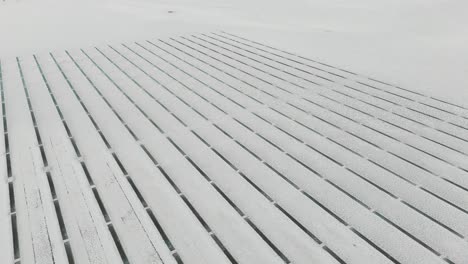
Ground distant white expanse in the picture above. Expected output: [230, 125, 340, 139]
[0, 0, 467, 107]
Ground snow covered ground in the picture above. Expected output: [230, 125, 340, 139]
[1, 0, 467, 105]
[1, 1, 468, 264]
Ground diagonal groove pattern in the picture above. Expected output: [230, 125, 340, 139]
[1, 31, 467, 264]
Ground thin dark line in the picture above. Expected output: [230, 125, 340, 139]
[105, 43, 357, 264]
[123, 40, 404, 263]
[176, 36, 468, 191]
[17, 57, 64, 264]
[78, 47, 242, 264]
[0, 59, 21, 263]
[49, 53, 131, 264]
[149, 39, 458, 262]
[93, 44, 299, 264]
[193, 34, 468, 161]
[161, 36, 468, 214]
[219, 31, 468, 113]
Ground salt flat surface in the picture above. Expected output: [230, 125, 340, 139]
[1, 1, 468, 264]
